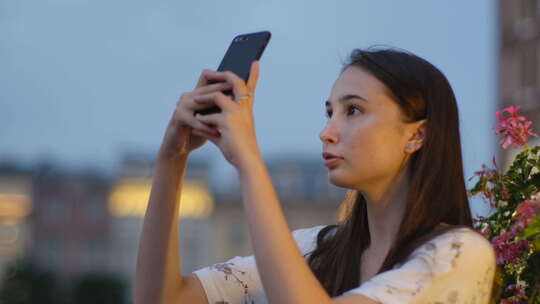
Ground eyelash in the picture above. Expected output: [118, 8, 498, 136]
[325, 105, 362, 118]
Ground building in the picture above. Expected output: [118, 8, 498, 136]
[0, 162, 33, 282]
[189, 155, 347, 272]
[108, 152, 346, 303]
[499, 0, 540, 169]
[13, 148, 348, 303]
[106, 151, 216, 294]
[29, 162, 112, 282]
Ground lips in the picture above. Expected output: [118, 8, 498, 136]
[322, 152, 343, 168]
[322, 152, 343, 160]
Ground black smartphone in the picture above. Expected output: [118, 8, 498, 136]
[194, 31, 271, 115]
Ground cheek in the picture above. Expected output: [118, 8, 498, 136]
[345, 124, 379, 159]
[345, 124, 404, 172]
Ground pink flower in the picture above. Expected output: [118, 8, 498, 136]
[491, 231, 530, 265]
[472, 163, 498, 180]
[494, 105, 538, 149]
[510, 199, 540, 233]
[469, 161, 502, 208]
[515, 199, 540, 220]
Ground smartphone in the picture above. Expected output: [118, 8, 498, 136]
[194, 31, 272, 115]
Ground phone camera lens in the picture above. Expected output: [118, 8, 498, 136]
[235, 36, 248, 42]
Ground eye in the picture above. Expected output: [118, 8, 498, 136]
[325, 109, 332, 119]
[325, 105, 362, 119]
[347, 105, 362, 116]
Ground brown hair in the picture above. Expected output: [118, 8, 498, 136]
[305, 47, 485, 297]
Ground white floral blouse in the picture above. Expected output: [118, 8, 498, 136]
[192, 225, 496, 304]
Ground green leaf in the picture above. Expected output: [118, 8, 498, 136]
[534, 237, 540, 250]
[523, 216, 540, 239]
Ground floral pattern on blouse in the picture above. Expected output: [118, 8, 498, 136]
[208, 261, 255, 304]
[192, 225, 496, 304]
[346, 227, 496, 304]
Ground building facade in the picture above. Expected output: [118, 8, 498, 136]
[499, 0, 540, 168]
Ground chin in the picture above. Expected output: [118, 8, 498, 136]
[328, 170, 356, 189]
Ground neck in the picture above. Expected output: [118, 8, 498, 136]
[360, 166, 410, 252]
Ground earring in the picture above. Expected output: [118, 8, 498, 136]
[406, 141, 420, 153]
[405, 144, 413, 153]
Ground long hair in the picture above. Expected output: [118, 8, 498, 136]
[305, 47, 486, 297]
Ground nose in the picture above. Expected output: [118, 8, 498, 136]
[319, 120, 338, 144]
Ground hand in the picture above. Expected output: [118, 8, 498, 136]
[190, 61, 262, 169]
[159, 69, 234, 158]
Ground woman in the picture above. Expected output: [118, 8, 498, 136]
[134, 47, 497, 304]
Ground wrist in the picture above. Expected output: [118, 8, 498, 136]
[236, 152, 265, 175]
[157, 147, 190, 162]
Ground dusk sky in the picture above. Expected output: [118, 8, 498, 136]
[1, 1, 497, 216]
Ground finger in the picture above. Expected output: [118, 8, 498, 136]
[246, 61, 260, 94]
[179, 92, 219, 112]
[225, 71, 248, 100]
[186, 114, 219, 134]
[192, 127, 220, 138]
[192, 128, 220, 143]
[194, 112, 221, 127]
[193, 81, 232, 96]
[193, 91, 235, 112]
[195, 69, 223, 88]
[217, 70, 248, 102]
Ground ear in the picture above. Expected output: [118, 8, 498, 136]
[405, 119, 427, 154]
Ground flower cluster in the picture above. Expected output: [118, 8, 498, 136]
[494, 105, 538, 149]
[469, 105, 540, 303]
[492, 230, 530, 265]
[512, 198, 540, 233]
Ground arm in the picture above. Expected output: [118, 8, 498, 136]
[134, 68, 231, 304]
[237, 156, 328, 304]
[133, 149, 188, 304]
[187, 63, 378, 304]
[237, 157, 380, 304]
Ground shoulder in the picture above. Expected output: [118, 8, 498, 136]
[405, 226, 496, 276]
[341, 227, 497, 302]
[291, 224, 329, 255]
[291, 224, 328, 238]
[425, 226, 494, 256]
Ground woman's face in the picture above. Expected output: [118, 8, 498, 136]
[319, 65, 423, 190]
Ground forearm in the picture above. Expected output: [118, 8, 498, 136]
[134, 150, 189, 304]
[238, 157, 332, 304]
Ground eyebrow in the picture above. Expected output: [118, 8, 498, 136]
[325, 94, 368, 107]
